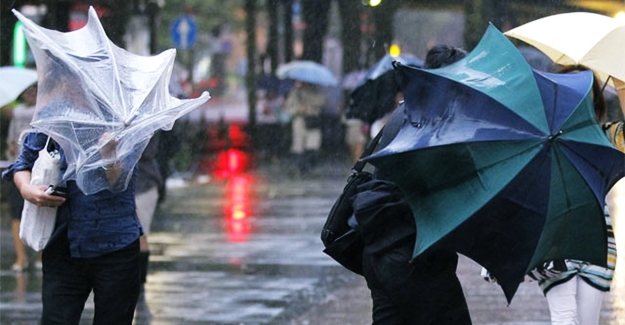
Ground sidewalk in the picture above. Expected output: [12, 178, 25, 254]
[1, 156, 625, 324]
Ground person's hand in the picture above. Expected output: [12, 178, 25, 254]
[98, 132, 122, 183]
[98, 132, 118, 162]
[14, 171, 66, 207]
[21, 184, 66, 207]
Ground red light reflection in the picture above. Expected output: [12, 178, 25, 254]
[214, 149, 250, 177]
[224, 175, 253, 242]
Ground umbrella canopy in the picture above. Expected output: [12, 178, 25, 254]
[277, 60, 338, 87]
[517, 46, 553, 72]
[257, 73, 293, 96]
[356, 53, 423, 89]
[0, 67, 38, 107]
[341, 69, 367, 90]
[505, 12, 625, 84]
[14, 7, 210, 195]
[364, 25, 625, 303]
[345, 54, 423, 124]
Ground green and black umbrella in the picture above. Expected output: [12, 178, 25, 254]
[365, 25, 625, 303]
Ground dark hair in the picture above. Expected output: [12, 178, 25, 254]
[555, 65, 607, 122]
[423, 44, 467, 69]
[17, 83, 37, 101]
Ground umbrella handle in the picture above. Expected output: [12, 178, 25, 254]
[598, 75, 611, 101]
[124, 113, 138, 126]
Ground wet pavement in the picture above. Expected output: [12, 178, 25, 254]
[2, 155, 625, 324]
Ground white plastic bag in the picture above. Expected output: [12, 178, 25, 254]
[19, 137, 61, 251]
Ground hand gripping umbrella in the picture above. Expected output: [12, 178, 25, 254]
[13, 7, 210, 195]
[364, 25, 625, 303]
[505, 12, 625, 85]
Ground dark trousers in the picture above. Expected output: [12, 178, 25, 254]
[363, 238, 472, 325]
[41, 235, 141, 325]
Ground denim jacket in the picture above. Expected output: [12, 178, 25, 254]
[2, 132, 142, 258]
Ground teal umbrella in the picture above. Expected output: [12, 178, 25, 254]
[365, 25, 625, 303]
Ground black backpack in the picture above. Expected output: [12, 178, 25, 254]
[321, 129, 383, 275]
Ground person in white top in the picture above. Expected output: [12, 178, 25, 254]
[5, 82, 41, 272]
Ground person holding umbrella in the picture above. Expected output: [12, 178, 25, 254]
[351, 44, 472, 325]
[3, 7, 211, 323]
[3, 127, 143, 324]
[282, 80, 327, 175]
[525, 66, 625, 325]
[4, 82, 42, 272]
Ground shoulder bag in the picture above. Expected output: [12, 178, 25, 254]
[19, 136, 61, 251]
[321, 128, 383, 275]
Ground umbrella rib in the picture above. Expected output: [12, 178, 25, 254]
[101, 43, 128, 122]
[86, 7, 128, 123]
[551, 145, 574, 210]
[553, 53, 570, 65]
[18, 9, 127, 125]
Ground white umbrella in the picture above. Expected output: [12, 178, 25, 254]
[0, 66, 38, 107]
[505, 12, 625, 84]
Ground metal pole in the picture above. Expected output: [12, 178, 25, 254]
[245, 0, 258, 132]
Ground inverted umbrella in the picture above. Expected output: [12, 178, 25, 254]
[345, 54, 422, 124]
[0, 67, 38, 107]
[505, 12, 625, 84]
[517, 46, 553, 72]
[277, 60, 338, 87]
[364, 25, 625, 303]
[14, 7, 210, 195]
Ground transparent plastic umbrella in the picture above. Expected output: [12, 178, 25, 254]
[13, 7, 210, 195]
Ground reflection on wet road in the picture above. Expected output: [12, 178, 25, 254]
[2, 160, 625, 324]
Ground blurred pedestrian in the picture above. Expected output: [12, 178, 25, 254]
[4, 82, 42, 272]
[369, 91, 403, 139]
[352, 44, 472, 325]
[257, 88, 286, 161]
[282, 81, 326, 175]
[342, 117, 366, 162]
[135, 132, 164, 289]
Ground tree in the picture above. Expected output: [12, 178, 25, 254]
[337, 0, 362, 74]
[370, 0, 399, 61]
[301, 0, 331, 62]
[245, 0, 258, 129]
[264, 0, 294, 73]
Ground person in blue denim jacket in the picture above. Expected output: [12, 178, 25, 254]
[2, 131, 143, 325]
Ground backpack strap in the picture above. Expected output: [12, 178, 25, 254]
[352, 126, 384, 173]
